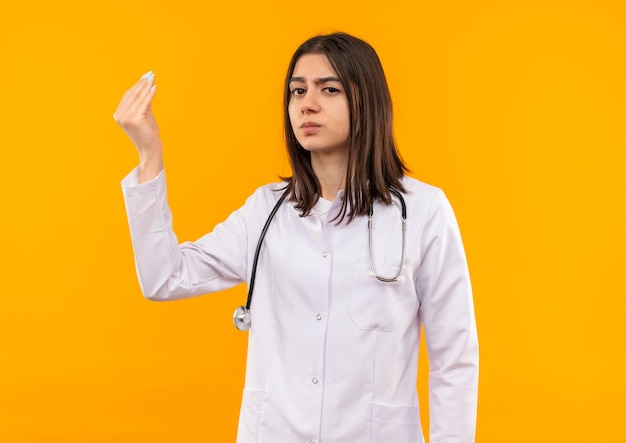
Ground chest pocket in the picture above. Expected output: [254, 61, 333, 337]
[349, 264, 406, 331]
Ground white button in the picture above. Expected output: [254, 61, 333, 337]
[312, 377, 319, 384]
[316, 314, 322, 321]
[322, 250, 328, 258]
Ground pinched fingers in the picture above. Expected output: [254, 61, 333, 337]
[114, 71, 161, 153]
[114, 71, 157, 126]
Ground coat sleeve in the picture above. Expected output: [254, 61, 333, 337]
[121, 167, 249, 301]
[416, 189, 479, 443]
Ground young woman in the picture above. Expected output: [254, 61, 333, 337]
[116, 32, 478, 443]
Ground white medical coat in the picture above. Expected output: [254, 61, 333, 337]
[122, 168, 478, 443]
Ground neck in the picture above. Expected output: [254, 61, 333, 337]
[311, 151, 348, 201]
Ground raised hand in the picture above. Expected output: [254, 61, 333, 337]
[114, 71, 163, 182]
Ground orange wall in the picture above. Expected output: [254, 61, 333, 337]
[1, 1, 625, 441]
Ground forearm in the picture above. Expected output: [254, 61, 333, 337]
[122, 168, 186, 300]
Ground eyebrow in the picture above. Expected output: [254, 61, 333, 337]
[288, 76, 342, 84]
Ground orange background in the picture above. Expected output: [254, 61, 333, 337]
[1, 0, 625, 441]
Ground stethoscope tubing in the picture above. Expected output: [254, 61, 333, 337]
[233, 189, 289, 331]
[368, 187, 407, 282]
[234, 187, 407, 331]
[245, 189, 289, 311]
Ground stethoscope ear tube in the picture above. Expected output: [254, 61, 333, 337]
[233, 189, 289, 332]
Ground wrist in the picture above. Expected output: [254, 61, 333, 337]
[138, 150, 164, 183]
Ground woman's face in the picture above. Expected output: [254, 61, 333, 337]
[288, 53, 350, 157]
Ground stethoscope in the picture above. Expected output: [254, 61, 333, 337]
[233, 188, 407, 331]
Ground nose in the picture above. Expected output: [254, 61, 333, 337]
[300, 91, 320, 114]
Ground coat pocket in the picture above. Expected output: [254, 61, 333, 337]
[372, 402, 424, 443]
[350, 264, 406, 331]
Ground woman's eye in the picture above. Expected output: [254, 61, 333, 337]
[291, 88, 306, 96]
[325, 87, 340, 93]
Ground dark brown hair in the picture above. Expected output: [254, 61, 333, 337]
[282, 32, 408, 223]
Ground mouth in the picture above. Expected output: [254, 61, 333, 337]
[300, 122, 321, 135]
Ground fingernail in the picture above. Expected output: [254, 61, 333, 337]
[147, 73, 155, 82]
[141, 70, 153, 80]
[150, 85, 156, 92]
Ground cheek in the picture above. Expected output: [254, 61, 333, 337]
[339, 109, 351, 138]
[340, 124, 351, 141]
[338, 102, 350, 135]
[288, 104, 298, 129]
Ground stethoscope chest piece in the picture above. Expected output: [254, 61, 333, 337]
[233, 306, 251, 331]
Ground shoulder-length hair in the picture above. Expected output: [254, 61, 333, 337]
[282, 32, 408, 223]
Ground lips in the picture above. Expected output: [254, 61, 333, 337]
[300, 122, 321, 135]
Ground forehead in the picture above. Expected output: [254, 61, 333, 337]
[291, 53, 338, 79]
